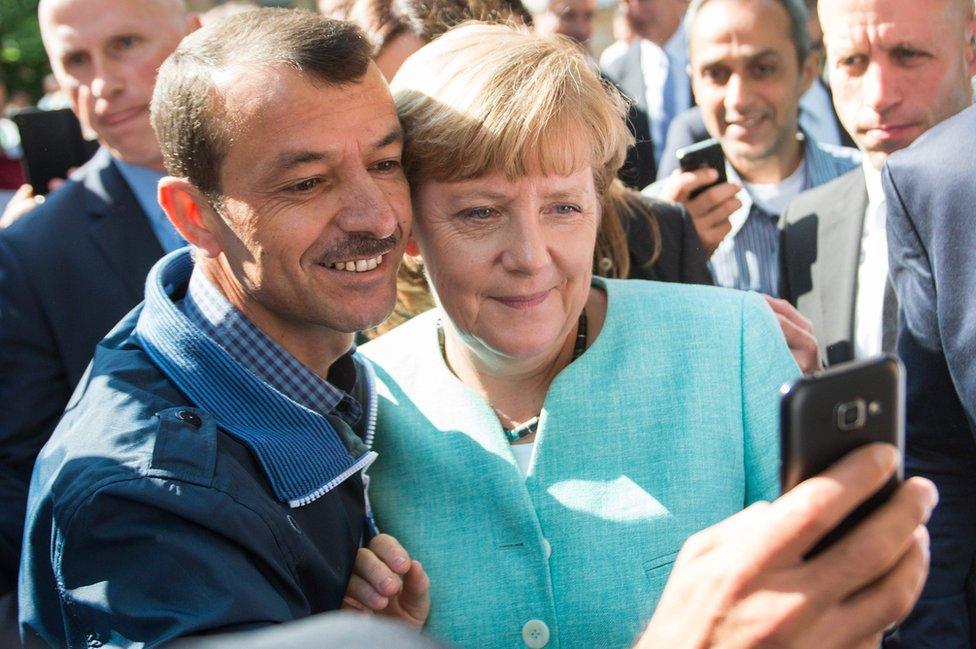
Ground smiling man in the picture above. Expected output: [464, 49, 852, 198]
[0, 0, 199, 606]
[648, 0, 859, 296]
[19, 11, 429, 647]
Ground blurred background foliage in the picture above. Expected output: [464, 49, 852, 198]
[0, 0, 45, 100]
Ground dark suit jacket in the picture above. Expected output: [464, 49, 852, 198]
[623, 192, 712, 285]
[0, 147, 163, 593]
[779, 168, 867, 364]
[884, 104, 976, 648]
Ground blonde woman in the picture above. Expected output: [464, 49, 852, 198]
[360, 24, 799, 648]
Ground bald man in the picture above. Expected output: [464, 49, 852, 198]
[0, 0, 199, 597]
[778, 3, 976, 641]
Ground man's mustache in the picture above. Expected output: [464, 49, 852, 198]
[317, 235, 398, 263]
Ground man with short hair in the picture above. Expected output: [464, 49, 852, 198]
[780, 0, 975, 365]
[777, 0, 976, 644]
[18, 8, 936, 648]
[534, 0, 598, 49]
[0, 0, 199, 601]
[600, 0, 692, 184]
[20, 10, 429, 647]
[647, 0, 858, 297]
[654, 0, 855, 180]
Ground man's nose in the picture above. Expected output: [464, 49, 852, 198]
[333, 170, 400, 240]
[724, 73, 751, 114]
[89, 56, 126, 100]
[862, 60, 901, 115]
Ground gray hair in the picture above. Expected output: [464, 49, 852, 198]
[686, 0, 810, 64]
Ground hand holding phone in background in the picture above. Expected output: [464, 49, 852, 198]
[659, 139, 742, 259]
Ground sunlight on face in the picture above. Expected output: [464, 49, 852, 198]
[412, 165, 600, 364]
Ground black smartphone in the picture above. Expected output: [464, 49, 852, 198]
[12, 108, 98, 194]
[676, 138, 727, 199]
[780, 355, 904, 557]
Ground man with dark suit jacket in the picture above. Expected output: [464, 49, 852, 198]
[600, 0, 692, 186]
[780, 0, 976, 645]
[0, 0, 199, 597]
[780, 0, 975, 366]
[885, 104, 976, 649]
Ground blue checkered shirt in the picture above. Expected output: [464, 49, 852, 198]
[179, 267, 362, 427]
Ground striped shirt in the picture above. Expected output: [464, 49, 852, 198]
[180, 266, 363, 428]
[708, 137, 860, 296]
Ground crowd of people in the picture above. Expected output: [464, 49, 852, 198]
[0, 0, 973, 647]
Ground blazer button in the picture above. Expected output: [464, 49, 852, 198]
[177, 410, 202, 428]
[522, 619, 550, 648]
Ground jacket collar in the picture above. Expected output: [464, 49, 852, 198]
[135, 249, 376, 507]
[82, 148, 165, 301]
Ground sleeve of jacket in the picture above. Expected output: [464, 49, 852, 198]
[26, 476, 304, 648]
[740, 292, 801, 504]
[0, 237, 71, 593]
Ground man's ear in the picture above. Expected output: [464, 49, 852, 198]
[799, 51, 818, 95]
[965, 17, 976, 77]
[158, 177, 223, 259]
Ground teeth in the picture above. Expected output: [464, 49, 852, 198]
[330, 254, 384, 272]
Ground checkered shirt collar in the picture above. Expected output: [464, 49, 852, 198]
[180, 267, 362, 425]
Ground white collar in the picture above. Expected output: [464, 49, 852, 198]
[862, 157, 884, 206]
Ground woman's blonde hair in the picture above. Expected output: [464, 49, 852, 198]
[371, 22, 653, 336]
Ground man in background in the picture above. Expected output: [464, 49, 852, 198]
[646, 0, 858, 297]
[600, 0, 691, 184]
[780, 0, 974, 365]
[534, 0, 597, 50]
[655, 0, 854, 179]
[0, 0, 198, 601]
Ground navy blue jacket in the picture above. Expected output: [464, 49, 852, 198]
[0, 149, 164, 594]
[20, 253, 373, 648]
[884, 104, 976, 648]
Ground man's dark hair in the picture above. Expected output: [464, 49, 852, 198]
[151, 8, 371, 203]
[686, 0, 811, 65]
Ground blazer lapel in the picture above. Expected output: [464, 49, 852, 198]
[815, 168, 868, 353]
[83, 149, 165, 302]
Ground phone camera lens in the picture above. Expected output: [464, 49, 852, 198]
[837, 400, 867, 431]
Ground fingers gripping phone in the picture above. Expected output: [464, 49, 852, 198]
[676, 138, 727, 200]
[780, 355, 905, 557]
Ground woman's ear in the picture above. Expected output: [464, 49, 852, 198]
[158, 178, 223, 259]
[405, 237, 422, 257]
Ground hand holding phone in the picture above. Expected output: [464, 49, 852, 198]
[676, 138, 727, 199]
[780, 355, 905, 557]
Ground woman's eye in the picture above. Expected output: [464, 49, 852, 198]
[461, 207, 497, 219]
[553, 204, 581, 215]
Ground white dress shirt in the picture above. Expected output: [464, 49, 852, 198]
[853, 159, 888, 359]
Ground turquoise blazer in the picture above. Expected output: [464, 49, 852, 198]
[360, 279, 799, 648]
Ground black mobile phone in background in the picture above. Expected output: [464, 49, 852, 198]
[780, 355, 904, 557]
[12, 108, 99, 194]
[676, 138, 727, 199]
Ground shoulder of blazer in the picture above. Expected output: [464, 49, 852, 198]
[781, 167, 866, 229]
